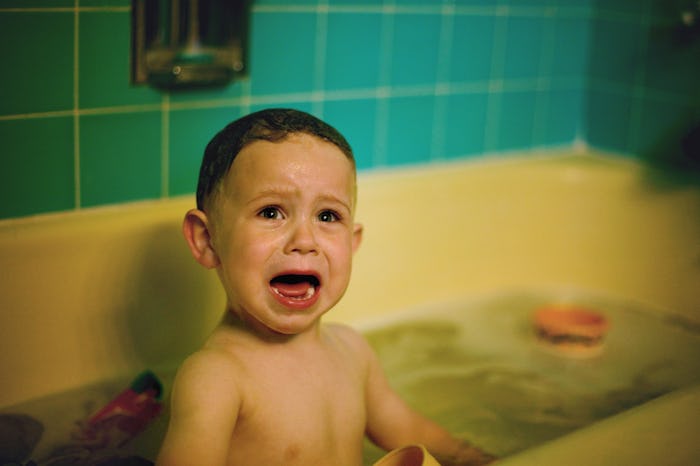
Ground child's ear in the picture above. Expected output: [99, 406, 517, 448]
[352, 223, 363, 253]
[183, 209, 220, 269]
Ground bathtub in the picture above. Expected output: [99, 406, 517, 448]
[1, 148, 698, 464]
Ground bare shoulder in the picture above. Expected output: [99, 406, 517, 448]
[176, 346, 240, 385]
[170, 340, 246, 411]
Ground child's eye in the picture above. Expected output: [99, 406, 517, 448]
[318, 210, 340, 223]
[258, 207, 282, 220]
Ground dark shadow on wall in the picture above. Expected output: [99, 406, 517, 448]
[640, 114, 700, 190]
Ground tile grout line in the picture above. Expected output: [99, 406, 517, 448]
[0, 76, 593, 123]
[161, 94, 170, 199]
[532, 6, 557, 146]
[312, 0, 329, 118]
[483, 4, 509, 152]
[73, 0, 81, 210]
[373, 0, 396, 167]
[627, 3, 652, 153]
[430, 1, 455, 162]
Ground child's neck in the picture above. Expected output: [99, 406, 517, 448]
[221, 309, 325, 347]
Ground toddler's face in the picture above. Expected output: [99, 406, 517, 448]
[209, 133, 362, 336]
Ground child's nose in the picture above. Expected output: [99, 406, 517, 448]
[285, 218, 319, 255]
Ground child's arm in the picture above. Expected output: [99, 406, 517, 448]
[363, 341, 496, 466]
[156, 350, 241, 466]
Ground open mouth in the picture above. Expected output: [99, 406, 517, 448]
[270, 274, 320, 302]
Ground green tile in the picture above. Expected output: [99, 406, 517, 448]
[0, 117, 75, 219]
[79, 10, 161, 109]
[0, 11, 73, 116]
[80, 112, 161, 207]
[169, 106, 245, 197]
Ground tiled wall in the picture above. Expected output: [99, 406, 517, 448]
[0, 0, 696, 220]
[587, 0, 700, 165]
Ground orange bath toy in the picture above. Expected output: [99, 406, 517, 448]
[534, 305, 609, 356]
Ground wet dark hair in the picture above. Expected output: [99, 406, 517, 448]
[196, 108, 355, 211]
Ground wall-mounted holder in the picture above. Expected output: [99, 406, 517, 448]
[131, 0, 250, 89]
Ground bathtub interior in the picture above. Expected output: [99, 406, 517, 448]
[1, 150, 699, 464]
[2, 290, 699, 465]
[360, 291, 700, 464]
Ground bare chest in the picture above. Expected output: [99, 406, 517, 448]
[228, 355, 367, 465]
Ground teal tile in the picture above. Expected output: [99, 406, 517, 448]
[391, 14, 441, 87]
[633, 98, 693, 160]
[450, 15, 495, 83]
[0, 1, 73, 6]
[453, 0, 500, 5]
[249, 101, 315, 115]
[585, 88, 632, 153]
[323, 98, 378, 170]
[643, 27, 700, 98]
[496, 90, 537, 150]
[593, 0, 651, 16]
[327, 0, 380, 4]
[503, 16, 546, 80]
[386, 95, 434, 166]
[169, 106, 245, 197]
[543, 88, 582, 145]
[559, 0, 594, 11]
[0, 117, 75, 219]
[79, 10, 161, 108]
[255, 0, 316, 5]
[394, 0, 442, 5]
[80, 112, 161, 207]
[168, 79, 248, 104]
[325, 13, 383, 91]
[550, 16, 590, 78]
[80, 0, 130, 6]
[0, 11, 73, 116]
[249, 12, 317, 95]
[443, 92, 489, 158]
[588, 16, 644, 85]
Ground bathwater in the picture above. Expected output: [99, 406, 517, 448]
[361, 291, 700, 464]
[3, 291, 699, 465]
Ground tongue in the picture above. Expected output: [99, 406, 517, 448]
[271, 279, 313, 298]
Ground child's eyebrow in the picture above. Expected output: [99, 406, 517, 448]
[245, 189, 353, 212]
[317, 194, 353, 213]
